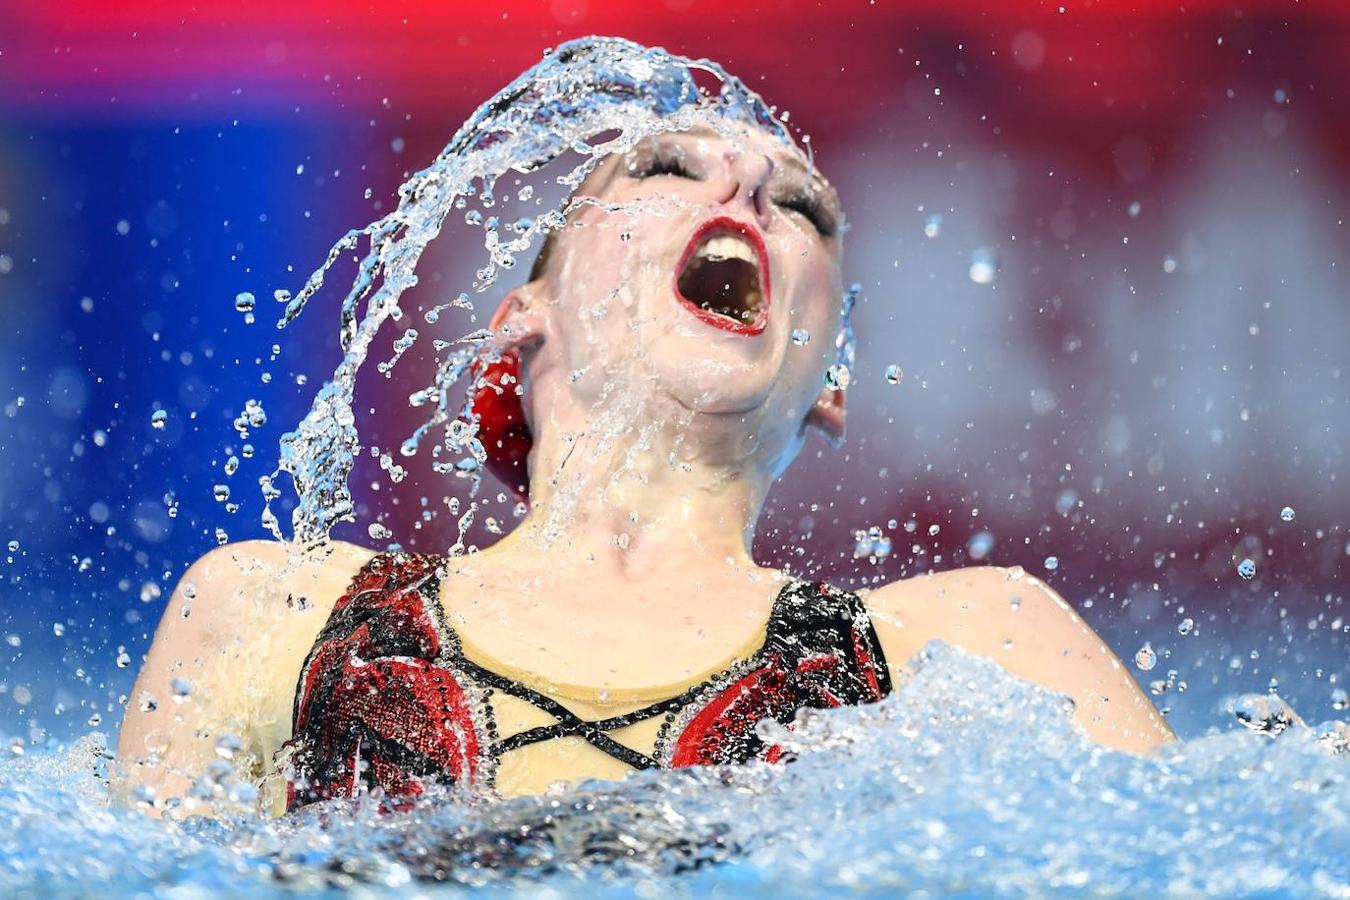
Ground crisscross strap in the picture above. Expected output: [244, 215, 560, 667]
[452, 655, 702, 769]
[428, 566, 892, 769]
[285, 552, 893, 809]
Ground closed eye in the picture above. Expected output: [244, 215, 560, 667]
[632, 151, 697, 180]
[776, 192, 836, 238]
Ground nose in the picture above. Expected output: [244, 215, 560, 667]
[718, 150, 774, 228]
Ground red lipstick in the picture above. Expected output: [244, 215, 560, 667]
[671, 216, 771, 336]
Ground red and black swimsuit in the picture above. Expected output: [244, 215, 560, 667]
[283, 552, 891, 811]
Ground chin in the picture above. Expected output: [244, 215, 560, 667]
[658, 370, 775, 417]
[638, 332, 774, 412]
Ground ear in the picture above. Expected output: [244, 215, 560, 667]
[488, 281, 546, 349]
[804, 384, 847, 448]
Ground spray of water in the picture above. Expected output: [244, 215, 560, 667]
[258, 37, 852, 554]
[4, 645, 1346, 893]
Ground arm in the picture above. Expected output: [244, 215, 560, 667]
[864, 566, 1176, 755]
[116, 539, 371, 817]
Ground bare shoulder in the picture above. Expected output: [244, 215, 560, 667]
[134, 538, 373, 663]
[864, 565, 1083, 636]
[116, 538, 375, 815]
[862, 565, 1176, 755]
[181, 537, 376, 604]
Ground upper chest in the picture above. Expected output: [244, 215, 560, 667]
[431, 565, 786, 696]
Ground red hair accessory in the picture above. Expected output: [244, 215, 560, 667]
[467, 348, 533, 501]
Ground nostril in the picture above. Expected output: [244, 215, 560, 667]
[749, 187, 773, 226]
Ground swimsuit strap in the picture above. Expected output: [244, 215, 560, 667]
[291, 551, 446, 731]
[425, 566, 891, 769]
[420, 559, 786, 769]
[295, 553, 890, 781]
[761, 578, 893, 701]
[452, 654, 697, 769]
[285, 551, 481, 807]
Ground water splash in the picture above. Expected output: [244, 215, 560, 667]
[4, 645, 1347, 895]
[260, 37, 810, 552]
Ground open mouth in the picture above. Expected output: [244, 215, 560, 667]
[673, 217, 770, 335]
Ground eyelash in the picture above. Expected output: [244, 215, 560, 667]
[633, 153, 696, 180]
[777, 193, 835, 238]
[633, 151, 835, 237]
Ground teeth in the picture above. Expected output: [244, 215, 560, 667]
[695, 234, 758, 267]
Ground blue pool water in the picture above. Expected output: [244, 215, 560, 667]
[2, 643, 1346, 896]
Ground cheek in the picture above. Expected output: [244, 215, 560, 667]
[546, 232, 654, 380]
[783, 249, 843, 343]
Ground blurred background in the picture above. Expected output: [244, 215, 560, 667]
[1, 0, 1347, 749]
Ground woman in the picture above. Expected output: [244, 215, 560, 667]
[119, 72, 1173, 819]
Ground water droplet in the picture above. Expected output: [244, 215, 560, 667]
[824, 364, 851, 391]
[1280, 506, 1295, 522]
[967, 531, 995, 560]
[1231, 693, 1297, 735]
[115, 649, 132, 668]
[215, 734, 242, 760]
[368, 522, 393, 541]
[923, 213, 942, 238]
[927, 524, 940, 536]
[1237, 558, 1257, 580]
[1332, 688, 1349, 711]
[884, 364, 903, 385]
[52, 622, 65, 637]
[1135, 644, 1157, 671]
[791, 328, 810, 346]
[1044, 556, 1059, 572]
[150, 409, 167, 430]
[234, 291, 256, 313]
[968, 247, 997, 285]
[1055, 489, 1079, 516]
[212, 484, 230, 502]
[171, 677, 192, 702]
[1177, 617, 1194, 635]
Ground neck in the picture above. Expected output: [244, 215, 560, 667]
[491, 398, 773, 581]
